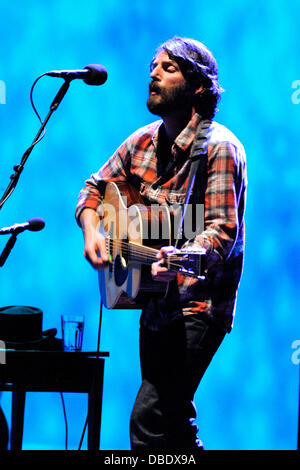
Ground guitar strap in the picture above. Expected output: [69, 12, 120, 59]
[174, 119, 212, 248]
[124, 118, 212, 247]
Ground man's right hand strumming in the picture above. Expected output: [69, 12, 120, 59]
[79, 208, 108, 270]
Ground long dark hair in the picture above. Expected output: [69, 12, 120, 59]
[153, 37, 224, 119]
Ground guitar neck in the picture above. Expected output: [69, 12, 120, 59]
[106, 238, 200, 276]
[106, 237, 204, 279]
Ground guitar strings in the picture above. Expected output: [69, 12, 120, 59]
[105, 238, 194, 271]
[105, 238, 192, 262]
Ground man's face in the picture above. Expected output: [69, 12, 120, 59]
[147, 50, 194, 117]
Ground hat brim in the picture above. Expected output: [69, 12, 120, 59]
[4, 335, 48, 348]
[1, 329, 61, 351]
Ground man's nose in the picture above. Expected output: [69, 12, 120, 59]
[150, 66, 161, 81]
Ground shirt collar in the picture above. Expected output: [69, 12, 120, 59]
[174, 112, 201, 153]
[151, 113, 202, 154]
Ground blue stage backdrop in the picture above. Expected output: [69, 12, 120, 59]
[0, 0, 299, 450]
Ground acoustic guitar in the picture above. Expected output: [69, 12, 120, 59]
[98, 182, 205, 309]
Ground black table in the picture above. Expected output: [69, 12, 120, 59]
[0, 350, 109, 450]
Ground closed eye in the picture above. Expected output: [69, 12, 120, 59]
[164, 63, 177, 72]
[150, 60, 179, 73]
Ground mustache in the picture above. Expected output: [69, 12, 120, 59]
[149, 81, 162, 94]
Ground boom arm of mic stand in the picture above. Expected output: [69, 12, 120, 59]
[0, 79, 71, 211]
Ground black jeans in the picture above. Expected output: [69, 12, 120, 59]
[130, 314, 226, 451]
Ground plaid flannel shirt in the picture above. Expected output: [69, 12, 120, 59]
[76, 113, 247, 332]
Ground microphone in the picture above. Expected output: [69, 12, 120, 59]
[45, 64, 108, 85]
[0, 218, 45, 235]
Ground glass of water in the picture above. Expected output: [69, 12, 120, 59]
[61, 315, 85, 351]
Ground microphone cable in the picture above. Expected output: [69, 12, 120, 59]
[30, 73, 49, 126]
[58, 299, 104, 450]
[59, 392, 68, 450]
[0, 73, 47, 209]
[77, 298, 103, 450]
[58, 299, 104, 451]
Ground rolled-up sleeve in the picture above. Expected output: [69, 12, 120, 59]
[75, 140, 131, 226]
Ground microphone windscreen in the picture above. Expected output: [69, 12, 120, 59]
[83, 64, 108, 86]
[28, 218, 45, 231]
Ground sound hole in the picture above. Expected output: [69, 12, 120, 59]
[114, 238, 129, 286]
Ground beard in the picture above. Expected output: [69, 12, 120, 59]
[147, 81, 194, 118]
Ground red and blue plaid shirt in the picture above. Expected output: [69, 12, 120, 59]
[76, 113, 247, 332]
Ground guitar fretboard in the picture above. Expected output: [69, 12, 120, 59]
[105, 237, 203, 276]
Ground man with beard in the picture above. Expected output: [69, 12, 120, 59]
[75, 37, 247, 450]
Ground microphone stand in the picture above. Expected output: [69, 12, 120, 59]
[0, 234, 17, 267]
[0, 75, 105, 355]
[0, 79, 70, 212]
[0, 79, 70, 266]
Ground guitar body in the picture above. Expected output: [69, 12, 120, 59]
[99, 182, 172, 309]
